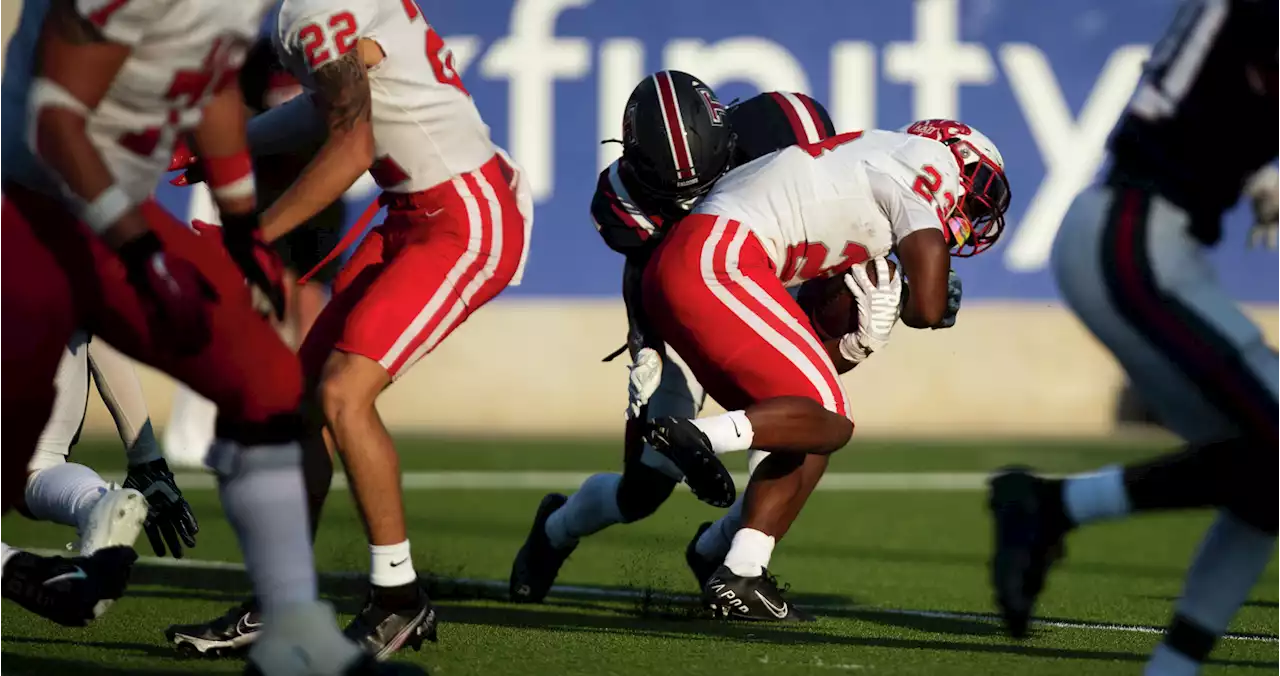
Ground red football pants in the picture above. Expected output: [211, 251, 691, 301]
[642, 214, 851, 417]
[300, 154, 527, 381]
[1, 186, 303, 510]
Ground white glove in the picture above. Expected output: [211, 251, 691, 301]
[1245, 165, 1278, 250]
[626, 347, 663, 419]
[838, 257, 903, 364]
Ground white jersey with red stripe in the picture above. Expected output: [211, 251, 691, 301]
[1, 0, 271, 204]
[694, 129, 959, 287]
[273, 0, 496, 194]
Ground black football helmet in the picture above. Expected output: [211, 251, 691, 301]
[619, 71, 736, 206]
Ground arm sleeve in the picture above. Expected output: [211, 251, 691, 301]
[591, 164, 662, 256]
[75, 0, 167, 46]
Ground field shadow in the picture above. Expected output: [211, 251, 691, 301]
[2, 636, 179, 660]
[438, 603, 1276, 669]
[821, 607, 1004, 637]
[0, 654, 205, 676]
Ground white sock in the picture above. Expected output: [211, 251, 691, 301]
[24, 463, 111, 531]
[545, 473, 623, 549]
[695, 497, 744, 561]
[1, 543, 18, 576]
[1175, 511, 1274, 633]
[370, 541, 416, 587]
[692, 411, 754, 454]
[1063, 465, 1131, 526]
[1144, 643, 1201, 676]
[723, 528, 775, 577]
[210, 440, 318, 616]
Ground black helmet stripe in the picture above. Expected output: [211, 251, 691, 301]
[769, 91, 823, 143]
[653, 71, 696, 180]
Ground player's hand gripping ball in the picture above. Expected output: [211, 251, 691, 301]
[797, 257, 898, 340]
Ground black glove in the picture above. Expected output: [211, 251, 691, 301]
[124, 459, 199, 559]
[219, 212, 286, 320]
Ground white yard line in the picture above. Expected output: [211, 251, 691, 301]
[160, 471, 994, 492]
[35, 550, 1275, 644]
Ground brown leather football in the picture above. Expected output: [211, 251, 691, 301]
[796, 258, 897, 340]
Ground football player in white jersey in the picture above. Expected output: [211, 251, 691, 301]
[1, 1, 423, 673]
[168, 0, 532, 658]
[638, 120, 1010, 619]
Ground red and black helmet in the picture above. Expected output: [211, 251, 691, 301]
[620, 71, 736, 203]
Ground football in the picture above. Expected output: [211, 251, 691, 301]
[796, 258, 898, 340]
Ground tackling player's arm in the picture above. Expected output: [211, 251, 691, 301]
[259, 40, 382, 243]
[32, 0, 216, 355]
[189, 78, 287, 318]
[32, 0, 148, 249]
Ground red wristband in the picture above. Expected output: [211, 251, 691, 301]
[204, 151, 255, 201]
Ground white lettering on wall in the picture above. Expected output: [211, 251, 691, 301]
[1001, 43, 1150, 272]
[884, 0, 995, 121]
[830, 41, 876, 133]
[597, 38, 644, 170]
[480, 0, 593, 201]
[663, 37, 811, 96]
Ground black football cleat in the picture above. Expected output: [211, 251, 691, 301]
[684, 522, 722, 589]
[644, 417, 736, 508]
[1, 546, 137, 626]
[509, 493, 577, 603]
[244, 653, 429, 676]
[166, 598, 262, 656]
[344, 583, 438, 661]
[988, 467, 1066, 638]
[703, 565, 814, 622]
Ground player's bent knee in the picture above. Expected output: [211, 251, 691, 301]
[1226, 439, 1278, 534]
[820, 412, 855, 454]
[616, 464, 678, 523]
[316, 352, 385, 425]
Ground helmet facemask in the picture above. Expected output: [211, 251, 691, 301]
[947, 141, 1010, 257]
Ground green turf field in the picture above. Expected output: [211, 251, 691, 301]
[2, 437, 1276, 675]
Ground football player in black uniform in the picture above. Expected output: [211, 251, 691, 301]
[509, 71, 840, 612]
[990, 2, 1277, 673]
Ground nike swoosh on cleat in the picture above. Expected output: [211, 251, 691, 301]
[44, 568, 88, 586]
[754, 590, 789, 619]
[237, 615, 263, 633]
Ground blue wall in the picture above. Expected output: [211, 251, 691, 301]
[156, 0, 1278, 301]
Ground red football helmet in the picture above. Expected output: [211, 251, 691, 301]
[903, 119, 1011, 257]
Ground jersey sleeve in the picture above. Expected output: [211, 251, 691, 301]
[278, 0, 378, 73]
[591, 161, 663, 256]
[76, 0, 168, 46]
[871, 139, 961, 243]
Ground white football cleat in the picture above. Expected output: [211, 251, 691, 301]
[78, 486, 148, 557]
